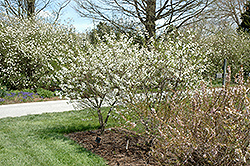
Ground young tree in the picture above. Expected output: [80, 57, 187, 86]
[56, 30, 209, 137]
[74, 0, 211, 39]
[239, 1, 250, 32]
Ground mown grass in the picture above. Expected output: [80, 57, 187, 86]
[0, 108, 118, 166]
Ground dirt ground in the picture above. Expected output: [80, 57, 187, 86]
[66, 127, 161, 166]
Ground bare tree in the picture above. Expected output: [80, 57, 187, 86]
[203, 0, 247, 27]
[0, 0, 71, 21]
[74, 0, 211, 39]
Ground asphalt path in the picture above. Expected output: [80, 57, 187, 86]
[0, 100, 75, 119]
[1, 86, 248, 119]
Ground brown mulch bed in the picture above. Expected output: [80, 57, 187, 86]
[65, 127, 161, 166]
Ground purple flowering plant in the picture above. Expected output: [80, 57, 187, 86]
[0, 89, 58, 105]
[0, 90, 38, 104]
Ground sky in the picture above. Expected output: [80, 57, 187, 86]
[54, 1, 175, 34]
[39, 0, 165, 33]
[59, 2, 95, 32]
[40, 1, 95, 33]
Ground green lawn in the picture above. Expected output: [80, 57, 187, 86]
[0, 109, 117, 166]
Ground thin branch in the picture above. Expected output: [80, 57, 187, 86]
[36, 0, 51, 14]
[53, 0, 71, 23]
[2, 0, 19, 17]
[73, 0, 212, 36]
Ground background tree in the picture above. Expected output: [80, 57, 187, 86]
[239, 0, 250, 32]
[0, 0, 71, 20]
[86, 22, 120, 45]
[74, 0, 211, 39]
[206, 0, 247, 27]
[86, 21, 145, 46]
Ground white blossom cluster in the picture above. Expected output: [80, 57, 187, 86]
[0, 13, 84, 89]
[201, 28, 250, 77]
[56, 30, 209, 110]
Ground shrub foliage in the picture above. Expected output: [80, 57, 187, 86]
[0, 13, 83, 90]
[200, 27, 250, 78]
[56, 30, 208, 134]
[1, 14, 250, 164]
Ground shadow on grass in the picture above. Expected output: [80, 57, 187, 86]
[37, 123, 102, 157]
[38, 123, 99, 139]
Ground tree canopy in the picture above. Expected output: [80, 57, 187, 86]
[74, 0, 211, 39]
[239, 1, 250, 32]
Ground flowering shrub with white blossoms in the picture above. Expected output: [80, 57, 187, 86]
[0, 13, 83, 90]
[56, 30, 209, 134]
[201, 27, 250, 78]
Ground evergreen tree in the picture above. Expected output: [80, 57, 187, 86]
[239, 1, 250, 32]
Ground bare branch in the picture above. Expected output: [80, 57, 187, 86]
[53, 0, 71, 23]
[36, 0, 51, 14]
[0, 0, 70, 21]
[1, 0, 19, 17]
[73, 0, 212, 38]
[205, 0, 247, 26]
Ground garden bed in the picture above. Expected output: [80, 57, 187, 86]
[0, 89, 64, 105]
[66, 127, 160, 166]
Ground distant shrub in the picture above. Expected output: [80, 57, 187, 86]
[0, 12, 84, 90]
[201, 27, 250, 78]
[36, 88, 55, 98]
[21, 89, 35, 93]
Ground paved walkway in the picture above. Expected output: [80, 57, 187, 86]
[0, 100, 75, 119]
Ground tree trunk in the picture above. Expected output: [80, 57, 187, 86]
[27, 0, 35, 18]
[145, 0, 156, 39]
[97, 107, 105, 135]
